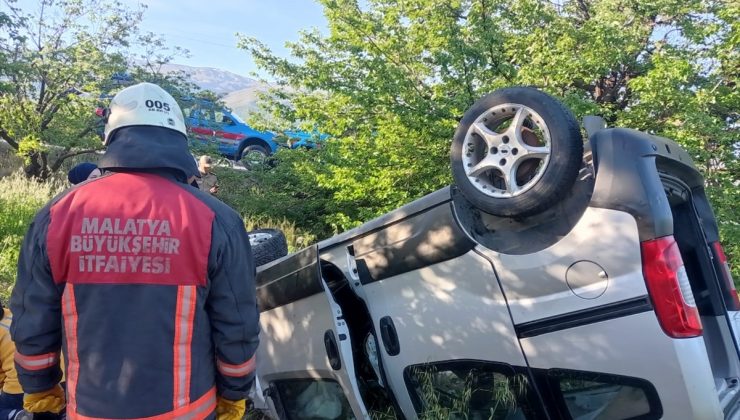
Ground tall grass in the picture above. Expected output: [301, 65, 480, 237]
[0, 172, 65, 300]
[411, 366, 525, 420]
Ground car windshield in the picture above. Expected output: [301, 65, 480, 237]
[231, 113, 246, 125]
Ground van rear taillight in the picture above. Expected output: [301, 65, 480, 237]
[641, 236, 702, 338]
[712, 242, 740, 311]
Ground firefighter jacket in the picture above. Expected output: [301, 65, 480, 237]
[10, 126, 259, 419]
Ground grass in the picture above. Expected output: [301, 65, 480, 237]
[370, 406, 400, 419]
[0, 172, 65, 301]
[411, 365, 526, 420]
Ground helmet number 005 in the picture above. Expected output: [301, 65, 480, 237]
[145, 100, 171, 112]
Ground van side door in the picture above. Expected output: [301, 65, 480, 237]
[255, 245, 368, 419]
[345, 197, 545, 419]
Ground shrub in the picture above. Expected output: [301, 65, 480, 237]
[0, 172, 65, 300]
[215, 151, 338, 240]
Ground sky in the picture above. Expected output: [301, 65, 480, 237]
[8, 0, 328, 78]
[139, 0, 328, 77]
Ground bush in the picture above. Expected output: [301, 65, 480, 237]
[215, 150, 339, 240]
[0, 172, 65, 300]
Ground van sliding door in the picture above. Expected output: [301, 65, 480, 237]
[350, 203, 544, 419]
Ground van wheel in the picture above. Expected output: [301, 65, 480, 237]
[451, 87, 583, 217]
[248, 229, 288, 267]
[238, 145, 270, 169]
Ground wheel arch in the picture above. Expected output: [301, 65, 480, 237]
[236, 137, 276, 159]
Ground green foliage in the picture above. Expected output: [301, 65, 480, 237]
[238, 0, 739, 277]
[0, 0, 140, 178]
[0, 172, 64, 300]
[0, 0, 203, 180]
[215, 152, 338, 238]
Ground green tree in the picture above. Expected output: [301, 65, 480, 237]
[0, 0, 204, 180]
[0, 0, 145, 178]
[238, 0, 739, 274]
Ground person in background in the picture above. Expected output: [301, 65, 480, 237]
[11, 82, 259, 419]
[188, 156, 200, 189]
[67, 163, 101, 185]
[197, 155, 218, 195]
[0, 303, 30, 420]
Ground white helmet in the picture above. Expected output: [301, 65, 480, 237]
[103, 82, 187, 145]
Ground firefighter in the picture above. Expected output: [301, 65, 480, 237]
[0, 302, 30, 420]
[10, 82, 259, 419]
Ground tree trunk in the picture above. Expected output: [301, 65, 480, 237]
[23, 150, 51, 180]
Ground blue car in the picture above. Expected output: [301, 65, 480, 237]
[183, 101, 323, 166]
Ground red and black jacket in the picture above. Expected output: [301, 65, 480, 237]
[10, 127, 259, 419]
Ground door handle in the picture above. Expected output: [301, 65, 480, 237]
[380, 316, 400, 356]
[324, 330, 342, 370]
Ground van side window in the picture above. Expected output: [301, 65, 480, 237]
[547, 369, 662, 420]
[271, 378, 357, 420]
[404, 360, 542, 419]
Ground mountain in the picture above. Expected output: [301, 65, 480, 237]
[222, 83, 272, 118]
[158, 63, 258, 95]
[156, 63, 273, 118]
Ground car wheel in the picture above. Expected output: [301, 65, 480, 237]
[451, 86, 583, 217]
[239, 145, 270, 169]
[248, 228, 288, 267]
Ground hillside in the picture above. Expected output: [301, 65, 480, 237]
[222, 83, 272, 118]
[158, 63, 258, 95]
[158, 63, 269, 119]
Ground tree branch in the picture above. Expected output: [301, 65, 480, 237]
[50, 148, 101, 172]
[576, 0, 591, 21]
[0, 127, 19, 149]
[75, 124, 97, 140]
[38, 103, 59, 131]
[37, 77, 46, 113]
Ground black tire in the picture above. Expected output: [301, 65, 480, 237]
[451, 87, 583, 217]
[248, 228, 288, 267]
[238, 145, 270, 169]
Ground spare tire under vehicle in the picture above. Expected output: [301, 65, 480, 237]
[248, 229, 288, 267]
[450, 86, 583, 217]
